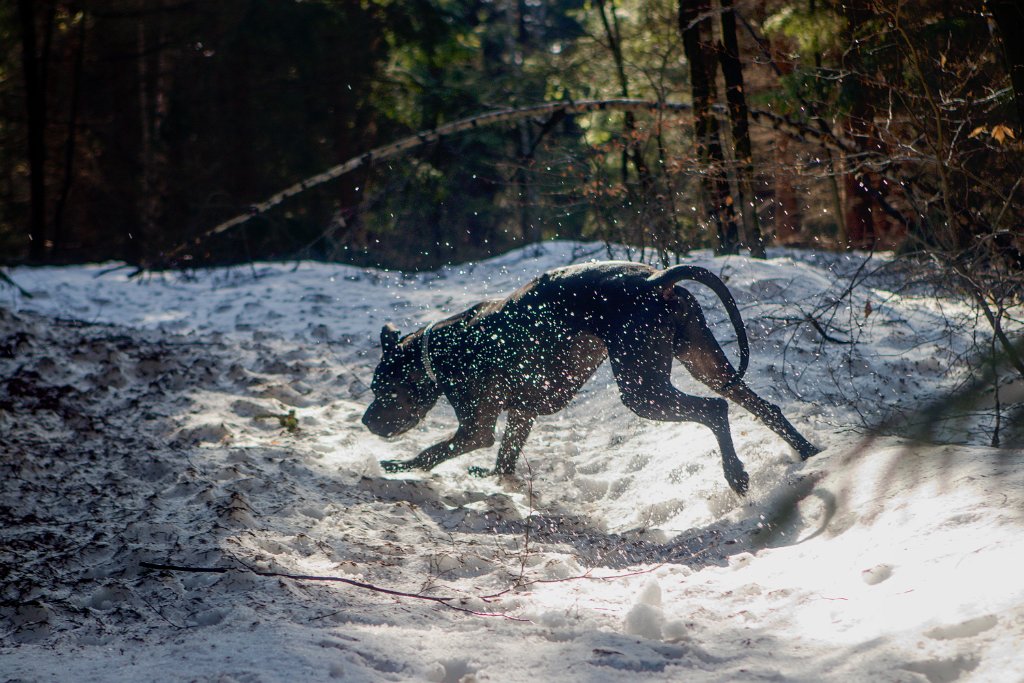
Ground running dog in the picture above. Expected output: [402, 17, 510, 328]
[362, 261, 819, 493]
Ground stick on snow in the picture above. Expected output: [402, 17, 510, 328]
[139, 560, 527, 621]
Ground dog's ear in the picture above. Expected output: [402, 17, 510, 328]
[380, 323, 401, 351]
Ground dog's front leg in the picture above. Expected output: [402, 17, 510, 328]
[494, 410, 534, 474]
[381, 420, 497, 474]
[468, 409, 534, 477]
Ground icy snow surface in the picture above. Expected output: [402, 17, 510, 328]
[2, 242, 1022, 681]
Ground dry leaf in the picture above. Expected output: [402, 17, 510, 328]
[968, 126, 987, 139]
[991, 124, 1016, 144]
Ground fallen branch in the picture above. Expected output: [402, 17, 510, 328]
[483, 563, 667, 602]
[138, 560, 527, 621]
[801, 311, 854, 345]
[1, 269, 32, 298]
[762, 314, 852, 344]
[157, 98, 864, 266]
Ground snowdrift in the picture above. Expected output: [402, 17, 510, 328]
[2, 243, 1022, 682]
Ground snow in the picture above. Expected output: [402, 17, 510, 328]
[2, 242, 1022, 682]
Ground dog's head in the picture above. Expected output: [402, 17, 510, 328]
[362, 323, 440, 437]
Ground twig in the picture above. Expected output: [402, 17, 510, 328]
[94, 263, 135, 278]
[762, 313, 851, 344]
[516, 453, 535, 587]
[140, 562, 226, 574]
[799, 310, 853, 345]
[138, 560, 528, 621]
[483, 564, 667, 602]
[133, 589, 185, 630]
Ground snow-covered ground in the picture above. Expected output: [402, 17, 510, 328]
[2, 242, 1021, 682]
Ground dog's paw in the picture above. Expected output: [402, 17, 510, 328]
[468, 466, 520, 482]
[381, 459, 413, 473]
[799, 443, 822, 460]
[727, 469, 750, 495]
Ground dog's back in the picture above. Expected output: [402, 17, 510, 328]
[501, 261, 662, 330]
[436, 262, 671, 415]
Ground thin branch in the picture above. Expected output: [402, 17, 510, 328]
[480, 564, 666, 603]
[763, 313, 852, 344]
[138, 560, 528, 621]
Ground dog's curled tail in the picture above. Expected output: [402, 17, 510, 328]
[648, 265, 749, 381]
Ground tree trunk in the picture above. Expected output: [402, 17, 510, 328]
[53, 6, 86, 256]
[132, 0, 175, 262]
[839, 0, 893, 250]
[773, 133, 800, 243]
[747, 11, 802, 243]
[17, 0, 52, 261]
[597, 0, 669, 256]
[513, 0, 539, 246]
[842, 167, 873, 248]
[516, 120, 541, 244]
[717, 0, 765, 257]
[679, 0, 739, 255]
[596, 0, 651, 187]
[136, 8, 150, 261]
[989, 0, 1024, 127]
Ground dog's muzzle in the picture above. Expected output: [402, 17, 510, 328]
[362, 403, 417, 437]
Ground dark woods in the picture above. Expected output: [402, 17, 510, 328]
[2, 0, 1022, 272]
[5, 1, 391, 266]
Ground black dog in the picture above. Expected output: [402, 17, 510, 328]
[362, 261, 818, 493]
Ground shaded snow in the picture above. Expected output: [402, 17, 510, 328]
[2, 242, 1022, 681]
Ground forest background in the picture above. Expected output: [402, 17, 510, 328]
[6, 3, 1024, 673]
[2, 0, 1023, 275]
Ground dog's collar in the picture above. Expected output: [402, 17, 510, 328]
[421, 321, 438, 384]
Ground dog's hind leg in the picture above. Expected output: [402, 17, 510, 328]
[674, 312, 820, 460]
[606, 329, 750, 494]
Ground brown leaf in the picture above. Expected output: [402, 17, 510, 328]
[992, 124, 1016, 144]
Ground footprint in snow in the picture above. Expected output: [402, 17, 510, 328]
[924, 614, 998, 640]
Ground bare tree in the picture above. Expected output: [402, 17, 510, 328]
[16, 0, 56, 261]
[679, 0, 740, 255]
[52, 4, 86, 254]
[989, 0, 1024, 127]
[717, 0, 765, 257]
